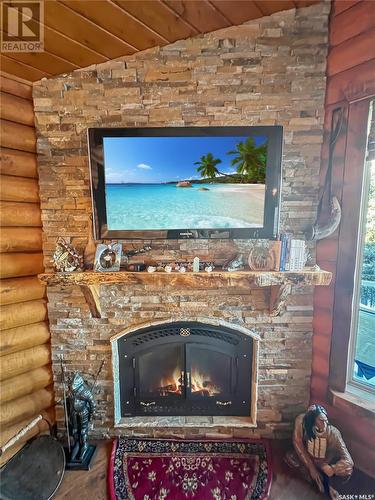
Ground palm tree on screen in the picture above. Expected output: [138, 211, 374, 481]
[227, 137, 267, 183]
[194, 153, 222, 179]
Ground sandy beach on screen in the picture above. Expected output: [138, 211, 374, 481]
[215, 184, 265, 198]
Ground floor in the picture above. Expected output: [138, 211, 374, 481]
[55, 440, 325, 500]
[54, 439, 375, 499]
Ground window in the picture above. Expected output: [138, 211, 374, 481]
[329, 98, 375, 398]
[349, 101, 375, 393]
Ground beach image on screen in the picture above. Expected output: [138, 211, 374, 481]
[103, 135, 267, 230]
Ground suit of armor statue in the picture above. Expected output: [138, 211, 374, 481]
[68, 373, 96, 460]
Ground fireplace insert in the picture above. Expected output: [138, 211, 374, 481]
[116, 322, 253, 417]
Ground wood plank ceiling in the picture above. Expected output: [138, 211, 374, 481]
[0, 0, 319, 82]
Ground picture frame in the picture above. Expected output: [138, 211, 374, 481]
[94, 243, 122, 272]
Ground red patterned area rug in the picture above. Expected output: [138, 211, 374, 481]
[108, 437, 272, 500]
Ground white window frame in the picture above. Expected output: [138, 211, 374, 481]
[347, 100, 375, 397]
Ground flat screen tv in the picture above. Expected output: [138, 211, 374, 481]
[88, 126, 283, 240]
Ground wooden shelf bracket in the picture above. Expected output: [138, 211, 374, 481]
[80, 284, 102, 318]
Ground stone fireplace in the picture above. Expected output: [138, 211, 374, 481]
[34, 2, 330, 440]
[44, 269, 325, 438]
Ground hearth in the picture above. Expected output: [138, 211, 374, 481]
[115, 322, 253, 418]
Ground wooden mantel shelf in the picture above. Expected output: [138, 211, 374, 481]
[39, 269, 332, 288]
[38, 269, 332, 318]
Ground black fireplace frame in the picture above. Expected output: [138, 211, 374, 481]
[116, 322, 253, 417]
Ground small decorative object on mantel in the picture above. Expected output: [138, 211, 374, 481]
[123, 244, 152, 261]
[53, 237, 83, 272]
[288, 239, 308, 271]
[285, 404, 353, 499]
[94, 243, 122, 272]
[127, 263, 146, 272]
[147, 266, 156, 273]
[193, 256, 200, 273]
[223, 253, 245, 272]
[279, 235, 308, 271]
[248, 240, 281, 271]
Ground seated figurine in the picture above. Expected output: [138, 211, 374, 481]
[285, 404, 353, 500]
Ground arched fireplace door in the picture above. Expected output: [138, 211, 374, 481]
[116, 322, 253, 417]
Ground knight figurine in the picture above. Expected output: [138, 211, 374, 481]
[67, 373, 96, 462]
[286, 404, 354, 500]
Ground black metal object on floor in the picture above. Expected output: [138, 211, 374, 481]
[0, 435, 65, 500]
[64, 444, 97, 471]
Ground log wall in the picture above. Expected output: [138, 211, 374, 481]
[311, 0, 375, 477]
[0, 72, 54, 465]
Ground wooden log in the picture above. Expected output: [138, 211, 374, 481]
[0, 175, 39, 203]
[0, 415, 54, 466]
[0, 387, 54, 428]
[0, 201, 41, 227]
[0, 55, 50, 82]
[0, 227, 43, 253]
[330, 1, 375, 47]
[325, 58, 375, 106]
[0, 148, 38, 178]
[0, 119, 36, 152]
[0, 299, 47, 330]
[0, 321, 50, 356]
[0, 414, 43, 455]
[0, 408, 54, 449]
[333, 0, 361, 16]
[0, 74, 32, 100]
[0, 276, 45, 305]
[327, 29, 375, 77]
[0, 92, 35, 126]
[0, 415, 53, 467]
[0, 344, 51, 381]
[0, 366, 53, 403]
[0, 252, 44, 278]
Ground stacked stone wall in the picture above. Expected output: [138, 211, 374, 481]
[33, 3, 329, 438]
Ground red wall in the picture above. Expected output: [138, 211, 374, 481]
[311, 0, 375, 477]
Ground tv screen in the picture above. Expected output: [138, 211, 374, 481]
[88, 126, 282, 240]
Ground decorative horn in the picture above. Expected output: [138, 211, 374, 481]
[306, 107, 343, 241]
[306, 195, 341, 241]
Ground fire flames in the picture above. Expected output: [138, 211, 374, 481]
[158, 367, 183, 396]
[191, 369, 221, 396]
[156, 367, 221, 397]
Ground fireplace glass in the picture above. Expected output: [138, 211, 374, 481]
[188, 346, 233, 397]
[138, 345, 184, 398]
[117, 322, 253, 417]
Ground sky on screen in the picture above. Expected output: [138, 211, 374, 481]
[103, 135, 267, 184]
